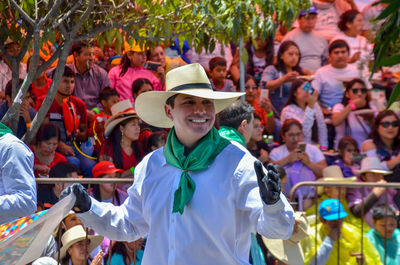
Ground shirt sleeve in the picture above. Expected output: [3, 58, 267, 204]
[108, 67, 118, 89]
[310, 236, 335, 265]
[260, 65, 278, 83]
[0, 135, 36, 224]
[315, 104, 328, 147]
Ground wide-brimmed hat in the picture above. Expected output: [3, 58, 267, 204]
[319, 198, 348, 221]
[317, 165, 357, 194]
[104, 100, 138, 137]
[355, 157, 392, 175]
[58, 225, 103, 260]
[135, 63, 244, 128]
[262, 212, 310, 265]
[92, 161, 123, 178]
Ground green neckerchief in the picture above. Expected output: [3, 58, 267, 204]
[0, 122, 13, 137]
[218, 126, 245, 147]
[164, 126, 230, 214]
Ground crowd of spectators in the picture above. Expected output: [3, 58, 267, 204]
[1, 0, 400, 264]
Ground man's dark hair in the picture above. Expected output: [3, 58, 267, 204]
[209, 57, 227, 71]
[218, 100, 254, 130]
[99, 86, 120, 102]
[49, 162, 78, 179]
[71, 41, 90, 55]
[372, 204, 397, 221]
[328, 39, 350, 54]
[275, 165, 287, 180]
[166, 94, 178, 108]
[132, 78, 153, 98]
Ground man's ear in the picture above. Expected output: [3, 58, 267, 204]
[164, 104, 173, 120]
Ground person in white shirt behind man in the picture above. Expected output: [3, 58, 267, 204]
[282, 6, 329, 74]
[60, 63, 294, 265]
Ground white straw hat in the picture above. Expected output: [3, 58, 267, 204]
[262, 212, 310, 265]
[135, 63, 244, 128]
[104, 100, 138, 137]
[58, 225, 103, 260]
[355, 157, 392, 175]
[317, 165, 357, 194]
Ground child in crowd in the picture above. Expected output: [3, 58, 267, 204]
[208, 57, 235, 92]
[88, 87, 120, 154]
[366, 204, 400, 264]
[332, 136, 361, 178]
[145, 130, 168, 154]
[347, 157, 398, 228]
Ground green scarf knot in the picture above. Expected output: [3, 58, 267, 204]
[0, 122, 13, 138]
[164, 127, 230, 214]
[218, 126, 246, 147]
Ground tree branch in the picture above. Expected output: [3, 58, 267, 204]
[16, 26, 34, 62]
[35, 47, 62, 79]
[70, 0, 95, 36]
[41, 0, 64, 26]
[51, 1, 82, 30]
[9, 0, 35, 25]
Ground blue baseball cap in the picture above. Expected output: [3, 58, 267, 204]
[319, 199, 348, 221]
[299, 6, 318, 17]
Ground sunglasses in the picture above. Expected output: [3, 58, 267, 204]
[380, 121, 399, 128]
[245, 85, 258, 90]
[351, 88, 367, 94]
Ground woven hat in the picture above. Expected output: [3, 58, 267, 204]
[135, 63, 244, 128]
[104, 100, 138, 137]
[355, 157, 392, 175]
[58, 225, 103, 260]
[92, 161, 123, 178]
[317, 165, 357, 195]
[262, 212, 310, 265]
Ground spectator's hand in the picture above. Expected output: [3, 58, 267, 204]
[349, 51, 361, 63]
[307, 89, 319, 108]
[258, 149, 269, 164]
[322, 107, 332, 116]
[284, 71, 299, 82]
[299, 152, 311, 166]
[372, 179, 387, 197]
[20, 101, 31, 123]
[255, 161, 281, 205]
[59, 141, 75, 156]
[90, 250, 103, 265]
[0, 90, 5, 101]
[350, 252, 365, 265]
[259, 97, 272, 113]
[352, 97, 366, 109]
[34, 164, 51, 174]
[287, 150, 301, 164]
[59, 183, 92, 213]
[328, 227, 341, 241]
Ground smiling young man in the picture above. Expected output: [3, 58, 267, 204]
[61, 63, 294, 265]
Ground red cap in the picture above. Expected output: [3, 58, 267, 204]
[92, 161, 123, 178]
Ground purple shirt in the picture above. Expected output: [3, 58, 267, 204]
[68, 63, 111, 110]
[108, 65, 163, 103]
[347, 182, 398, 227]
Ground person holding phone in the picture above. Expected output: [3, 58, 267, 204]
[280, 79, 328, 149]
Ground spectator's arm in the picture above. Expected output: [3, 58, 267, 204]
[229, 50, 240, 83]
[310, 236, 335, 265]
[350, 192, 379, 218]
[331, 104, 352, 126]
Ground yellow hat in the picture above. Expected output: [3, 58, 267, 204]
[123, 41, 148, 53]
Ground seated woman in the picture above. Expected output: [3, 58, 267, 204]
[59, 225, 103, 265]
[104, 239, 144, 265]
[347, 157, 398, 228]
[244, 74, 275, 134]
[332, 78, 375, 149]
[361, 110, 400, 182]
[260, 40, 305, 116]
[332, 136, 361, 178]
[32, 123, 67, 178]
[99, 100, 143, 191]
[108, 41, 162, 103]
[280, 79, 328, 149]
[247, 114, 270, 166]
[269, 119, 327, 209]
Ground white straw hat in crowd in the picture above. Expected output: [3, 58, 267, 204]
[316, 165, 357, 194]
[58, 225, 103, 260]
[135, 63, 244, 128]
[355, 157, 392, 175]
[262, 212, 310, 265]
[104, 100, 138, 137]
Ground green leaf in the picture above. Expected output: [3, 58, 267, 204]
[380, 54, 400, 67]
[240, 46, 248, 65]
[376, 1, 400, 20]
[386, 82, 400, 109]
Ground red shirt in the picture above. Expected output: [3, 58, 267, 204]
[88, 112, 110, 152]
[251, 101, 268, 126]
[31, 77, 52, 105]
[99, 141, 143, 170]
[32, 146, 67, 178]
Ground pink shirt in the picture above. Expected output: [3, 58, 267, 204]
[108, 65, 163, 103]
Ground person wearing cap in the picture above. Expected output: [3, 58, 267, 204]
[347, 157, 398, 228]
[301, 198, 381, 265]
[108, 41, 162, 103]
[99, 100, 143, 191]
[90, 161, 127, 206]
[58, 225, 103, 265]
[61, 63, 294, 265]
[282, 6, 329, 73]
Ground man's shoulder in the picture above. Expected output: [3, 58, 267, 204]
[91, 64, 109, 76]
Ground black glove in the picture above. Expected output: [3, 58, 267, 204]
[255, 161, 281, 205]
[59, 183, 92, 213]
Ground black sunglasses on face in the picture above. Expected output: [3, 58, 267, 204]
[380, 121, 399, 128]
[351, 88, 367, 94]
